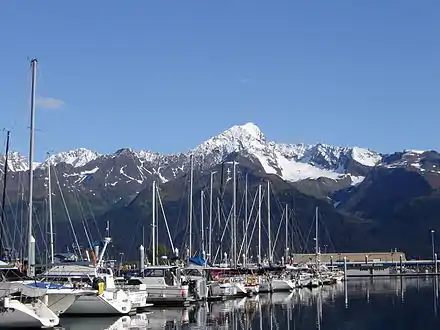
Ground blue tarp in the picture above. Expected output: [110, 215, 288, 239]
[188, 257, 206, 266]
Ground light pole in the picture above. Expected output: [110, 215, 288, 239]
[431, 229, 436, 261]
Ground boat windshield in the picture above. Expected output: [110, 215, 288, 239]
[143, 269, 165, 277]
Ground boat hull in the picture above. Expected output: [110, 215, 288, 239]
[0, 297, 59, 328]
[272, 279, 295, 291]
[64, 290, 131, 315]
[144, 287, 192, 306]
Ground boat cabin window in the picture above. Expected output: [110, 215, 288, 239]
[97, 268, 112, 275]
[43, 277, 70, 284]
[143, 269, 165, 277]
[183, 269, 202, 277]
[71, 277, 92, 285]
[164, 269, 175, 286]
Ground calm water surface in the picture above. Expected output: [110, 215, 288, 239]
[58, 277, 440, 330]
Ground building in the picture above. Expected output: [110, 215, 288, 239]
[291, 252, 407, 264]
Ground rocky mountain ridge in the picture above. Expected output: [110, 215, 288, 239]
[1, 123, 383, 187]
[1, 123, 440, 258]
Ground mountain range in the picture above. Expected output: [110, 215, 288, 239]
[1, 122, 439, 260]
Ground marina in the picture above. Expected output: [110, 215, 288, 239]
[56, 277, 440, 329]
[0, 59, 438, 328]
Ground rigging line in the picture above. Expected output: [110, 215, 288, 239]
[289, 206, 307, 252]
[83, 194, 101, 240]
[245, 195, 259, 257]
[156, 185, 175, 253]
[318, 209, 336, 252]
[11, 175, 24, 252]
[0, 130, 10, 257]
[18, 186, 25, 262]
[52, 165, 82, 259]
[33, 202, 49, 264]
[271, 208, 285, 261]
[212, 205, 233, 264]
[178, 173, 190, 253]
[237, 188, 258, 257]
[74, 189, 93, 244]
[302, 209, 316, 254]
[5, 190, 19, 250]
[72, 188, 92, 249]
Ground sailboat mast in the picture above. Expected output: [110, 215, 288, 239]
[200, 190, 204, 256]
[27, 59, 37, 277]
[188, 155, 194, 258]
[217, 196, 221, 260]
[208, 171, 215, 261]
[244, 173, 248, 263]
[47, 154, 54, 264]
[232, 161, 237, 267]
[152, 180, 156, 266]
[258, 184, 262, 265]
[285, 203, 288, 262]
[267, 180, 272, 264]
[315, 206, 319, 255]
[0, 130, 10, 257]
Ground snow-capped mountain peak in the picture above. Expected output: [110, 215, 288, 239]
[193, 122, 266, 156]
[43, 148, 101, 168]
[0, 152, 29, 172]
[226, 122, 265, 140]
[183, 123, 381, 184]
[350, 147, 382, 167]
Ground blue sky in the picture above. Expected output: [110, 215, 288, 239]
[1, 1, 439, 161]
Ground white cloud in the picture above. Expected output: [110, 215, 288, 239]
[36, 96, 65, 109]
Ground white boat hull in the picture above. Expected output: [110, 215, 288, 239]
[272, 279, 295, 291]
[144, 286, 190, 305]
[259, 281, 272, 293]
[46, 288, 96, 315]
[210, 283, 237, 297]
[0, 297, 59, 328]
[65, 290, 131, 315]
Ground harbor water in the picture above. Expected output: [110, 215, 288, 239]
[57, 277, 440, 330]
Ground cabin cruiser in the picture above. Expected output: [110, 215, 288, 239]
[126, 265, 191, 306]
[41, 263, 132, 315]
[36, 237, 132, 315]
[208, 268, 237, 298]
[180, 263, 209, 301]
[0, 282, 59, 328]
[0, 264, 93, 317]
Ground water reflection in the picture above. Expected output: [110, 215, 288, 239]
[59, 277, 440, 330]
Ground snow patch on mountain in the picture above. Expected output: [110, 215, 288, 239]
[275, 152, 342, 181]
[120, 165, 143, 184]
[351, 147, 381, 167]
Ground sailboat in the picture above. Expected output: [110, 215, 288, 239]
[0, 59, 60, 328]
